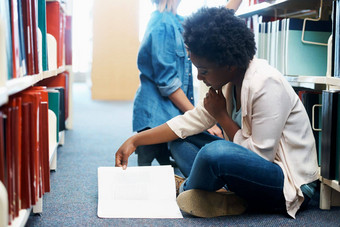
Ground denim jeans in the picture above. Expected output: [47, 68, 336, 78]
[170, 132, 286, 210]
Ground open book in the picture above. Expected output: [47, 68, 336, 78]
[97, 166, 183, 218]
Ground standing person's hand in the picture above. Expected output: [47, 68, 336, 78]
[115, 138, 136, 170]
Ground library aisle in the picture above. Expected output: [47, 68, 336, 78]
[24, 82, 340, 226]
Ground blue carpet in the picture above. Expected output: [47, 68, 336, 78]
[26, 83, 340, 226]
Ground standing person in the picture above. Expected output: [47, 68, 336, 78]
[116, 7, 319, 219]
[133, 0, 222, 166]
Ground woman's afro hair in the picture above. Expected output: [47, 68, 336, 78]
[183, 7, 256, 69]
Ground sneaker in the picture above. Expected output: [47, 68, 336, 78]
[175, 175, 185, 196]
[176, 189, 247, 218]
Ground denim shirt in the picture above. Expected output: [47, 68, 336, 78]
[133, 11, 194, 132]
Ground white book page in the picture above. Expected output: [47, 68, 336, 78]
[97, 166, 183, 218]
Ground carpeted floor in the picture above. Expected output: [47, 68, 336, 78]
[26, 83, 340, 226]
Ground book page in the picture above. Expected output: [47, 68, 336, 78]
[97, 166, 183, 218]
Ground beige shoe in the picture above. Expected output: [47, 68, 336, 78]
[175, 175, 185, 196]
[176, 189, 247, 218]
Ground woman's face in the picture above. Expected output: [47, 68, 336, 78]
[190, 53, 237, 90]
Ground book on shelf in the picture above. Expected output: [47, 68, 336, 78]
[21, 0, 36, 75]
[0, 9, 8, 85]
[21, 102, 32, 209]
[38, 0, 49, 72]
[0, 112, 5, 185]
[65, 15, 72, 65]
[320, 90, 339, 180]
[17, 0, 27, 77]
[30, 86, 50, 194]
[46, 1, 65, 69]
[47, 89, 60, 143]
[10, 0, 21, 79]
[30, 0, 40, 75]
[0, 0, 13, 80]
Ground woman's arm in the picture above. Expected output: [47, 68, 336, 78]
[115, 123, 179, 169]
[169, 88, 224, 138]
[226, 0, 243, 10]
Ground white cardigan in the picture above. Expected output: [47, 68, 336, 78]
[167, 58, 319, 218]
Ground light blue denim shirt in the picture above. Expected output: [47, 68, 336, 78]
[133, 11, 194, 132]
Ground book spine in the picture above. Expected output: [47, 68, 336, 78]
[321, 91, 338, 179]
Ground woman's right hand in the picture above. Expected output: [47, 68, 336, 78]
[115, 137, 136, 170]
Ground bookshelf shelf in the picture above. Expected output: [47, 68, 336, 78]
[0, 66, 66, 103]
[285, 76, 340, 88]
[236, 0, 323, 18]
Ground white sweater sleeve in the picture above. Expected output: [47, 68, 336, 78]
[166, 101, 216, 139]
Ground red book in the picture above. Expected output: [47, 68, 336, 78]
[4, 106, 14, 222]
[30, 86, 50, 193]
[40, 102, 50, 193]
[0, 111, 5, 185]
[21, 103, 32, 209]
[21, 90, 41, 205]
[30, 0, 39, 74]
[10, 105, 19, 217]
[21, 0, 35, 75]
[10, 0, 21, 78]
[8, 97, 23, 217]
[46, 1, 64, 68]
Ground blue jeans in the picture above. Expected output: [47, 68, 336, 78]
[170, 132, 286, 210]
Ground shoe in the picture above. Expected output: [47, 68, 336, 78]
[176, 189, 247, 218]
[174, 175, 185, 196]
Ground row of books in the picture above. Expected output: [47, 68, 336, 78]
[253, 17, 332, 77]
[298, 89, 340, 183]
[0, 71, 68, 225]
[0, 0, 72, 82]
[332, 0, 340, 78]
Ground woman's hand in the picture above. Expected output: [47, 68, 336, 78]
[207, 124, 224, 138]
[115, 137, 136, 170]
[204, 88, 227, 121]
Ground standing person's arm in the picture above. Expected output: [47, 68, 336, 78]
[226, 0, 243, 10]
[115, 124, 179, 169]
[169, 88, 195, 113]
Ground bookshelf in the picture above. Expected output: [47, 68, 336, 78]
[237, 0, 340, 210]
[0, 0, 73, 226]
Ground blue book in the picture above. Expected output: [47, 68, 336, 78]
[285, 18, 332, 77]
